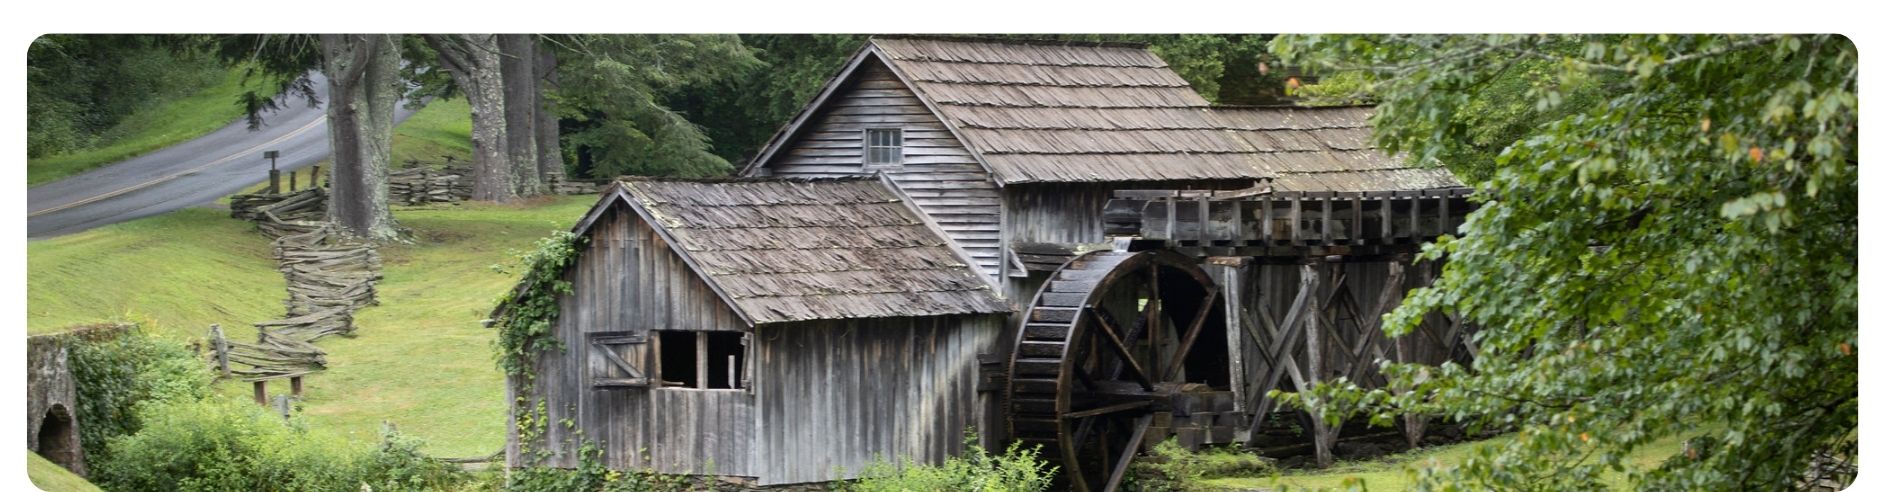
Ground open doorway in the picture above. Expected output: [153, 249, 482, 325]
[37, 404, 82, 474]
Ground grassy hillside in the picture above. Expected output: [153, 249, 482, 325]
[27, 451, 102, 492]
[392, 97, 474, 166]
[29, 195, 593, 456]
[27, 68, 281, 186]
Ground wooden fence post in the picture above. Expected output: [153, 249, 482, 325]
[253, 380, 267, 406]
[209, 324, 230, 378]
[288, 170, 298, 191]
[311, 165, 321, 188]
[291, 376, 304, 397]
[268, 169, 281, 194]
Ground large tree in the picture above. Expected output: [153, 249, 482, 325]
[422, 34, 515, 202]
[217, 34, 402, 241]
[317, 34, 404, 241]
[1270, 34, 1856, 489]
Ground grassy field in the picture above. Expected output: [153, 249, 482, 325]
[27, 451, 102, 492]
[391, 97, 474, 166]
[27, 68, 281, 186]
[1202, 433, 1685, 491]
[30, 196, 594, 457]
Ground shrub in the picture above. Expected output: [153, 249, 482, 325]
[96, 398, 465, 492]
[1129, 438, 1275, 491]
[505, 438, 699, 492]
[66, 325, 214, 465]
[853, 435, 1054, 492]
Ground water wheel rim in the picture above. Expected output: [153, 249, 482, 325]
[1005, 249, 1219, 492]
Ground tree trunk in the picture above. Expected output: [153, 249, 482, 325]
[534, 41, 566, 186]
[319, 34, 402, 241]
[426, 34, 513, 203]
[498, 34, 542, 196]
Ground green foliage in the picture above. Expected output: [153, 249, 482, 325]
[852, 435, 1055, 492]
[1128, 439, 1275, 491]
[555, 35, 762, 179]
[27, 35, 228, 158]
[1269, 34, 1856, 490]
[491, 230, 588, 377]
[676, 34, 868, 165]
[505, 438, 698, 492]
[96, 398, 466, 492]
[66, 326, 215, 465]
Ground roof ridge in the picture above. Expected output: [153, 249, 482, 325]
[870, 34, 1153, 49]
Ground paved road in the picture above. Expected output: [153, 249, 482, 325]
[27, 73, 422, 238]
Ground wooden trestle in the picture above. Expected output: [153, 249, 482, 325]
[1102, 188, 1478, 468]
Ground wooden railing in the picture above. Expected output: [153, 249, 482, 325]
[1104, 188, 1476, 257]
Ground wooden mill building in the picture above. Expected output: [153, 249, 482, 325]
[508, 36, 1474, 489]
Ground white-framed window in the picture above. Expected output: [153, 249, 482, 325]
[864, 128, 904, 168]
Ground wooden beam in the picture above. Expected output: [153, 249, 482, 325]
[1086, 309, 1154, 391]
[1303, 263, 1337, 468]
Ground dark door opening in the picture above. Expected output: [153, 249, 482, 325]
[37, 404, 81, 473]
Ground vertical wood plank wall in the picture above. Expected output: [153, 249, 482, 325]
[519, 203, 754, 477]
[999, 181, 1252, 301]
[753, 315, 1003, 485]
[755, 59, 1003, 277]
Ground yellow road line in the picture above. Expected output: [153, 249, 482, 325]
[29, 115, 327, 218]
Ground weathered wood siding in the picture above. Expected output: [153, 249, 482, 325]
[999, 181, 1253, 301]
[520, 202, 755, 477]
[755, 58, 1003, 277]
[753, 314, 1004, 485]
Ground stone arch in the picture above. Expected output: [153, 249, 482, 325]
[36, 403, 82, 473]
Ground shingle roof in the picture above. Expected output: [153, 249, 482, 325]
[1209, 106, 1464, 192]
[618, 178, 1010, 325]
[870, 37, 1276, 184]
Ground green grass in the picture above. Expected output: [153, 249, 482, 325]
[392, 97, 474, 167]
[286, 197, 593, 456]
[27, 68, 281, 186]
[1201, 433, 1686, 491]
[26, 208, 283, 337]
[27, 451, 102, 492]
[29, 195, 594, 457]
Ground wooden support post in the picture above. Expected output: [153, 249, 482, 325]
[268, 169, 281, 194]
[1408, 194, 1420, 240]
[1208, 258, 1250, 414]
[209, 324, 230, 378]
[1302, 263, 1337, 468]
[288, 170, 298, 191]
[1290, 197, 1303, 243]
[1197, 196, 1211, 243]
[1320, 196, 1333, 245]
[291, 376, 304, 397]
[311, 165, 322, 188]
[1380, 196, 1394, 244]
[1438, 194, 1451, 236]
[1349, 193, 1363, 244]
[253, 380, 268, 406]
[1261, 199, 1275, 244]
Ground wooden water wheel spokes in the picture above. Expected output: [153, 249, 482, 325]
[1007, 249, 1221, 492]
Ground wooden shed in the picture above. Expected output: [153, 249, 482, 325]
[503, 177, 1012, 485]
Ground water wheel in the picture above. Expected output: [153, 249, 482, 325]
[1006, 249, 1223, 492]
